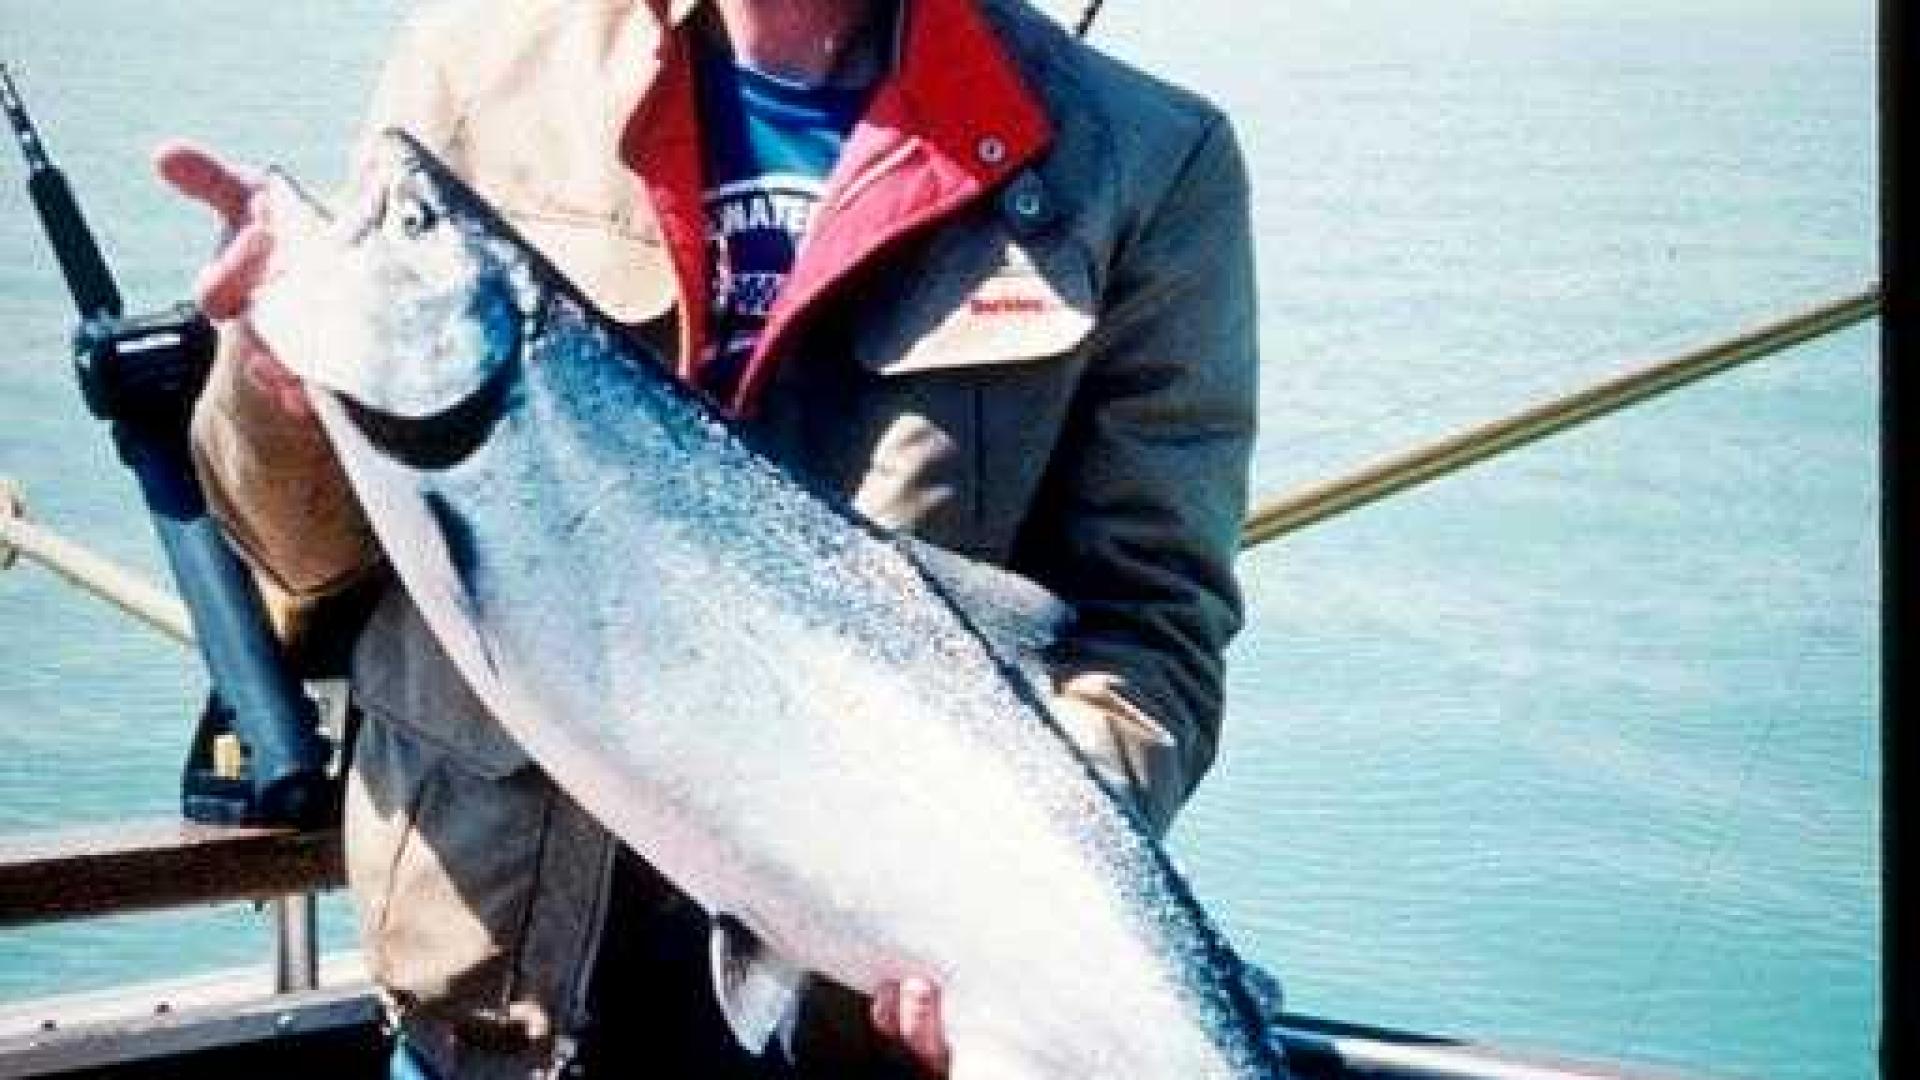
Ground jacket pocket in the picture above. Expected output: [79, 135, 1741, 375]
[345, 709, 562, 1038]
[841, 247, 1095, 553]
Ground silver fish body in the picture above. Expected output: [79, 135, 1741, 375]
[252, 129, 1285, 1080]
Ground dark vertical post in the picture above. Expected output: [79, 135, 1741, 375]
[273, 894, 321, 993]
[1881, 0, 1909, 1073]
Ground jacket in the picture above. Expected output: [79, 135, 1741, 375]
[189, 0, 1258, 1072]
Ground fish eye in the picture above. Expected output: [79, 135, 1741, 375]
[395, 192, 437, 238]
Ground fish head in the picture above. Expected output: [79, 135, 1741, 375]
[254, 128, 542, 457]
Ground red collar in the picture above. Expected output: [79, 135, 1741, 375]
[622, 0, 1054, 414]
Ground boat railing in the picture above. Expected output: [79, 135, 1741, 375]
[1241, 288, 1880, 545]
[0, 286, 1879, 1079]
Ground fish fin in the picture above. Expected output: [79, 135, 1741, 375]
[899, 537, 1070, 686]
[709, 913, 807, 1057]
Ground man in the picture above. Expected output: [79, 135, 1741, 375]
[159, 0, 1257, 1075]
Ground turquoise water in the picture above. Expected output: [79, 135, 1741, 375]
[0, 3, 1878, 1078]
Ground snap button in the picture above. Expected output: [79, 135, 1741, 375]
[1000, 171, 1056, 237]
[976, 136, 1007, 165]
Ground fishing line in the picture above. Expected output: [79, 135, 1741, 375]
[1617, 591, 1827, 1053]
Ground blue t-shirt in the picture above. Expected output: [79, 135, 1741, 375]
[695, 44, 873, 400]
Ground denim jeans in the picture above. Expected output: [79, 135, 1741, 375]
[390, 1034, 439, 1080]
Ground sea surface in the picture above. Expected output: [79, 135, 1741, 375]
[0, 2, 1878, 1078]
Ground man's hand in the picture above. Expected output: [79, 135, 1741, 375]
[870, 977, 950, 1076]
[152, 140, 312, 420]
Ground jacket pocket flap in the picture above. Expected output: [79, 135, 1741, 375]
[862, 243, 1095, 376]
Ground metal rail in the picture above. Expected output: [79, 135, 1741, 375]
[272, 895, 321, 994]
[1241, 287, 1880, 548]
[0, 819, 342, 928]
[0, 479, 193, 644]
[0, 967, 1701, 1080]
[0, 974, 383, 1079]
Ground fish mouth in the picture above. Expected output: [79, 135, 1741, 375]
[255, 135, 527, 463]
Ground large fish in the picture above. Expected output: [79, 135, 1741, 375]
[251, 129, 1286, 1080]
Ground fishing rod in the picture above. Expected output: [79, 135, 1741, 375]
[2, 64, 334, 828]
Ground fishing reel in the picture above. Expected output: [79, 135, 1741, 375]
[72, 301, 217, 459]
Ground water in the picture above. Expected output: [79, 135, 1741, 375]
[0, 3, 1877, 1078]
